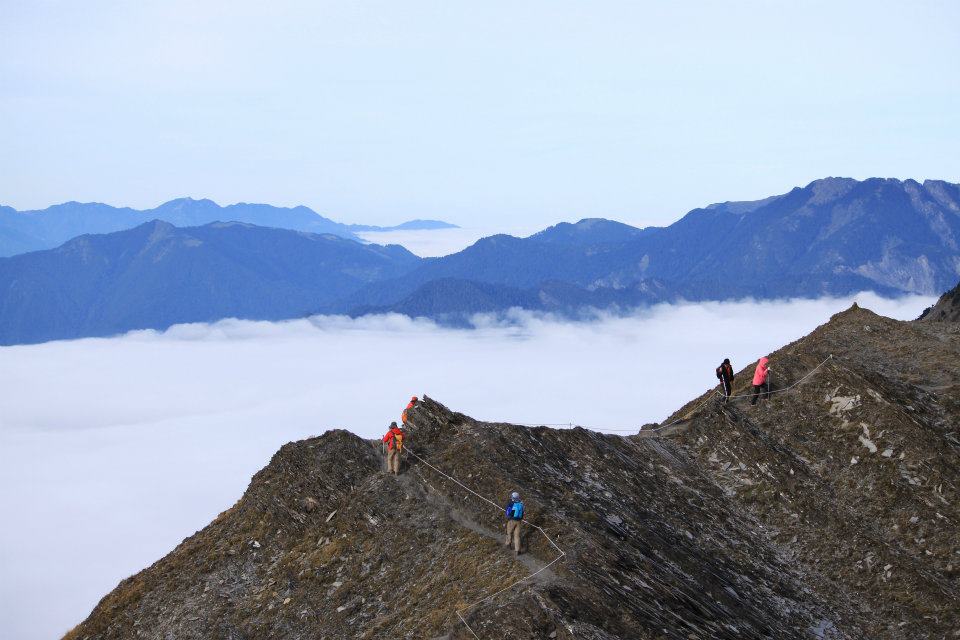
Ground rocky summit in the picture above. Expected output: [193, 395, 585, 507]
[66, 304, 959, 639]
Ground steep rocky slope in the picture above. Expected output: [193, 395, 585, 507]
[659, 303, 959, 639]
[919, 281, 960, 322]
[66, 306, 958, 639]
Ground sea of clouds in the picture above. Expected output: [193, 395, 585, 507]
[355, 224, 543, 257]
[0, 293, 934, 639]
[356, 227, 492, 256]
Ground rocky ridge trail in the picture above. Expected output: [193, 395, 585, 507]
[663, 303, 959, 639]
[66, 304, 958, 639]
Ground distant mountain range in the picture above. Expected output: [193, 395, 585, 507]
[0, 198, 457, 257]
[0, 221, 419, 345]
[349, 219, 458, 233]
[0, 177, 958, 344]
[341, 177, 960, 318]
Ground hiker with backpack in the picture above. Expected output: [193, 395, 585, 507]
[382, 421, 405, 475]
[401, 396, 418, 426]
[716, 358, 734, 402]
[750, 357, 772, 405]
[504, 491, 524, 556]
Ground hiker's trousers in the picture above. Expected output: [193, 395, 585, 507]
[750, 383, 769, 405]
[386, 448, 402, 473]
[505, 520, 521, 552]
[720, 378, 732, 399]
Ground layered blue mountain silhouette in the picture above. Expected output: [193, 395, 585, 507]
[0, 221, 419, 344]
[0, 197, 456, 256]
[343, 178, 960, 316]
[1, 177, 958, 344]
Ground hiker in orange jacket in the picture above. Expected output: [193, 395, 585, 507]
[382, 422, 405, 475]
[750, 357, 772, 405]
[401, 396, 418, 426]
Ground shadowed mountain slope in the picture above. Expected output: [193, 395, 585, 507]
[919, 280, 960, 322]
[65, 307, 959, 639]
[342, 177, 960, 317]
[2, 178, 958, 345]
[347, 277, 673, 325]
[0, 220, 419, 345]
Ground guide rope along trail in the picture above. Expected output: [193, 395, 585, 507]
[398, 354, 831, 636]
[506, 354, 834, 434]
[404, 446, 566, 640]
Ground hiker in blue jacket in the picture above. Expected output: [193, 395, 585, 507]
[504, 491, 524, 555]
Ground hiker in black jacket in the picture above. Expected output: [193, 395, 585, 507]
[716, 358, 734, 402]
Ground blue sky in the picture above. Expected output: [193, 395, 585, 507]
[2, 0, 958, 228]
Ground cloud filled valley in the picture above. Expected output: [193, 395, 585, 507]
[0, 293, 936, 639]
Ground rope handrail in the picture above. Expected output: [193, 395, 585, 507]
[721, 353, 833, 399]
[404, 446, 565, 640]
[490, 354, 834, 435]
[396, 354, 833, 635]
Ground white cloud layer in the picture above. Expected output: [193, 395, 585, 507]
[355, 227, 509, 257]
[0, 293, 934, 638]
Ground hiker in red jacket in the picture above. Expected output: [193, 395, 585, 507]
[382, 422, 405, 475]
[750, 357, 772, 405]
[401, 396, 418, 426]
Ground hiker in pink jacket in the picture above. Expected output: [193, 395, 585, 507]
[750, 357, 771, 405]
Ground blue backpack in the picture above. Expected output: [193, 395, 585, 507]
[506, 501, 524, 520]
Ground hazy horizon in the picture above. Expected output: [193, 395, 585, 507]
[7, 172, 957, 227]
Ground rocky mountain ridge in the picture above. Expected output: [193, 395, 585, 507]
[65, 302, 959, 639]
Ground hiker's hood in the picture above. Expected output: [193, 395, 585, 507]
[752, 357, 770, 385]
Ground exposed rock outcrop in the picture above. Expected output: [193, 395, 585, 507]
[664, 304, 959, 639]
[919, 280, 960, 322]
